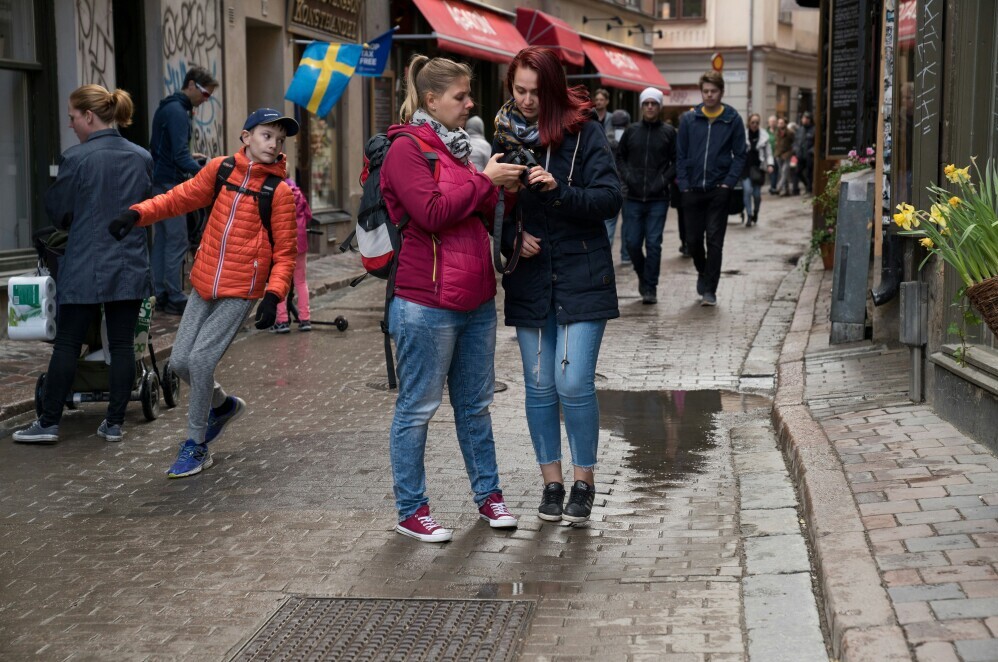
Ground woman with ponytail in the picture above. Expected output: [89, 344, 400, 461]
[380, 54, 527, 542]
[494, 47, 622, 525]
[13, 84, 154, 445]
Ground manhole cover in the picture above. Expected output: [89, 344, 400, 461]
[366, 381, 509, 393]
[233, 597, 534, 661]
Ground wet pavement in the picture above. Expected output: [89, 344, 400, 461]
[0, 195, 828, 660]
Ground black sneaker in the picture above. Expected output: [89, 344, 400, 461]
[696, 274, 706, 296]
[538, 482, 565, 522]
[563, 480, 596, 523]
[641, 290, 657, 305]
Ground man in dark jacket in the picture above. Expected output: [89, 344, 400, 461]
[617, 87, 676, 304]
[149, 66, 218, 314]
[676, 71, 746, 307]
[794, 111, 815, 194]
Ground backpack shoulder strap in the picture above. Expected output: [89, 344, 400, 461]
[213, 156, 237, 203]
[256, 175, 283, 248]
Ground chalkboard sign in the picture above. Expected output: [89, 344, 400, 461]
[370, 74, 396, 135]
[827, 0, 861, 156]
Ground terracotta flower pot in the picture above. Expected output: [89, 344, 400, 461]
[819, 241, 835, 270]
[966, 276, 998, 337]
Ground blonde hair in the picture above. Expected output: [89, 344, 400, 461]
[399, 54, 472, 124]
[69, 84, 134, 128]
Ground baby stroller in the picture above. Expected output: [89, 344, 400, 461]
[29, 227, 180, 421]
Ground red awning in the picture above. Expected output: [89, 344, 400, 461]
[581, 38, 670, 94]
[898, 0, 916, 50]
[413, 0, 528, 64]
[515, 8, 584, 67]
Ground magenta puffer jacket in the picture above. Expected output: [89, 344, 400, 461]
[284, 177, 312, 254]
[381, 122, 498, 312]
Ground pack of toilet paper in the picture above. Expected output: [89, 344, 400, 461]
[7, 276, 57, 341]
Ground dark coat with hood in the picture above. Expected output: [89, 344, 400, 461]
[497, 117, 623, 327]
[676, 103, 747, 191]
[617, 119, 676, 201]
[150, 91, 203, 186]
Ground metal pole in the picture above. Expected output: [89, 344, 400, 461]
[747, 0, 754, 115]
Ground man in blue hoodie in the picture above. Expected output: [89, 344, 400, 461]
[149, 66, 218, 314]
[676, 71, 746, 307]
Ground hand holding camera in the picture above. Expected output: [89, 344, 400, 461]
[483, 153, 527, 190]
[496, 148, 551, 193]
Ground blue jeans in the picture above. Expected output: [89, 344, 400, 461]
[742, 177, 762, 219]
[604, 214, 629, 262]
[388, 297, 501, 519]
[515, 312, 607, 469]
[622, 199, 668, 293]
[150, 183, 189, 304]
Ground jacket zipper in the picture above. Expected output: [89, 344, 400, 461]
[702, 118, 712, 189]
[642, 128, 650, 202]
[212, 163, 253, 299]
[431, 234, 440, 291]
[248, 259, 258, 296]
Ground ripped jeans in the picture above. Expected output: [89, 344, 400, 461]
[515, 312, 607, 469]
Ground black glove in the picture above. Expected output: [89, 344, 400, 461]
[254, 292, 280, 329]
[108, 210, 140, 241]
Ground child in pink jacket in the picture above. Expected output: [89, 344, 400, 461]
[273, 178, 312, 332]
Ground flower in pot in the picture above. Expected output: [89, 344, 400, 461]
[895, 158, 998, 337]
[807, 148, 874, 270]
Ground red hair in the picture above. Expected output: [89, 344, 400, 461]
[506, 47, 593, 148]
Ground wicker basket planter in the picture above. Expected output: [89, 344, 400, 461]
[966, 276, 998, 337]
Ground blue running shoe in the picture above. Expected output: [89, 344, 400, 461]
[167, 440, 213, 478]
[204, 396, 246, 444]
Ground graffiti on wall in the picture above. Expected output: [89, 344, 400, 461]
[162, 0, 223, 157]
[77, 0, 115, 88]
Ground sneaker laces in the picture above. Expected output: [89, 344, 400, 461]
[417, 514, 441, 531]
[488, 500, 512, 517]
[568, 484, 593, 507]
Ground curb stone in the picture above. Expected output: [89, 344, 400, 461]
[772, 263, 911, 662]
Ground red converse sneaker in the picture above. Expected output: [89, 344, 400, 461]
[395, 505, 453, 543]
[478, 492, 518, 529]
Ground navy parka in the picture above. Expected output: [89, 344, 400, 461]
[498, 117, 623, 327]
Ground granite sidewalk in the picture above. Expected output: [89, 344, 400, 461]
[774, 267, 998, 661]
[0, 250, 366, 424]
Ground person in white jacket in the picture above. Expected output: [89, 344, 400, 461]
[465, 115, 493, 172]
[742, 113, 774, 226]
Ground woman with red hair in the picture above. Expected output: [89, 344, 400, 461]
[494, 47, 622, 524]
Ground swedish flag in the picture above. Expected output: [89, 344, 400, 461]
[285, 42, 362, 118]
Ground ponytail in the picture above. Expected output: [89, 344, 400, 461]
[399, 54, 429, 123]
[69, 84, 134, 128]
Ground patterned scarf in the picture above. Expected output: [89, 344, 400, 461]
[493, 97, 540, 151]
[411, 109, 471, 165]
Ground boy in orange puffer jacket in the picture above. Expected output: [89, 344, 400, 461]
[109, 108, 298, 478]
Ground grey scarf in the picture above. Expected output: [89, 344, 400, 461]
[411, 109, 471, 165]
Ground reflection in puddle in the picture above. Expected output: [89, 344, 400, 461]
[598, 390, 770, 490]
[474, 581, 580, 599]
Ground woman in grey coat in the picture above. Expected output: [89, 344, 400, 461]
[14, 84, 153, 444]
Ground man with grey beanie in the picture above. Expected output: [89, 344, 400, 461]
[616, 87, 676, 304]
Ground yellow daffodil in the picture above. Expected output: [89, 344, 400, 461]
[930, 204, 949, 227]
[944, 164, 956, 180]
[945, 165, 971, 183]
[893, 203, 916, 231]
[920, 237, 934, 249]
[949, 196, 961, 207]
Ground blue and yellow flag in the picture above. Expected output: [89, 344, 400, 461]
[285, 41, 362, 117]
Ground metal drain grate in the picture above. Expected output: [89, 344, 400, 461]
[233, 597, 534, 662]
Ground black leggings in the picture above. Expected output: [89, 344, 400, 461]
[40, 300, 142, 426]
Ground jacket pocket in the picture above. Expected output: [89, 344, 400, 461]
[557, 234, 614, 292]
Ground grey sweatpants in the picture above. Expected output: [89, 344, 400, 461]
[170, 290, 253, 443]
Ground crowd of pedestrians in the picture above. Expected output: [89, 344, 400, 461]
[11, 46, 817, 543]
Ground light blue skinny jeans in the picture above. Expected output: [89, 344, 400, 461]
[515, 311, 607, 469]
[388, 297, 502, 519]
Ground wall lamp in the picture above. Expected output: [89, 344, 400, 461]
[582, 15, 623, 26]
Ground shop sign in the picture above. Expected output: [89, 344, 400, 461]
[665, 88, 700, 107]
[288, 0, 361, 42]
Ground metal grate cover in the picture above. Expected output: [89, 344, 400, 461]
[233, 597, 534, 662]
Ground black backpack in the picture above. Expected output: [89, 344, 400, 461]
[187, 156, 283, 250]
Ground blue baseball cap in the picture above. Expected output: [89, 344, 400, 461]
[242, 108, 299, 137]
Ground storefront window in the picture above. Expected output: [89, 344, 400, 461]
[308, 108, 341, 210]
[0, 69, 30, 250]
[658, 1, 704, 19]
[0, 0, 36, 61]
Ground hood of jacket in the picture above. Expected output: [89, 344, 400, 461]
[159, 91, 193, 112]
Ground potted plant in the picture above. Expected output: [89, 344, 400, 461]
[894, 158, 998, 337]
[807, 148, 874, 270]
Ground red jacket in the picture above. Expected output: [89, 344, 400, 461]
[132, 148, 297, 301]
[381, 123, 498, 312]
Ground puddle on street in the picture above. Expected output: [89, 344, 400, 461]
[598, 389, 771, 490]
[474, 581, 581, 599]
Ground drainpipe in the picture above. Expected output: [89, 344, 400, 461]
[871, 231, 902, 305]
[747, 0, 754, 115]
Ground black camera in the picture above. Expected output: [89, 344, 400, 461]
[499, 147, 544, 192]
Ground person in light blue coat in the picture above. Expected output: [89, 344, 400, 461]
[13, 85, 152, 445]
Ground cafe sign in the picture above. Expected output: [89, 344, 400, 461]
[288, 0, 360, 42]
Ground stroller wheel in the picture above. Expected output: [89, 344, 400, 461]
[140, 372, 161, 421]
[34, 373, 46, 417]
[162, 360, 180, 409]
[334, 316, 349, 332]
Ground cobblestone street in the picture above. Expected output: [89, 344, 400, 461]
[2, 196, 828, 660]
